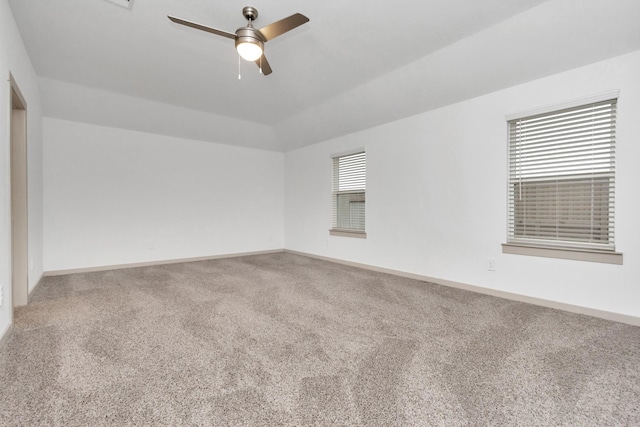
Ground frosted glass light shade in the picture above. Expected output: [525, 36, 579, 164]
[237, 42, 263, 61]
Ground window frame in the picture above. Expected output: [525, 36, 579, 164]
[502, 92, 622, 264]
[330, 150, 367, 238]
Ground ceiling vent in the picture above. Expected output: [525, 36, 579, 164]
[103, 0, 133, 9]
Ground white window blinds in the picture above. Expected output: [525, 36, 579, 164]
[507, 99, 617, 250]
[332, 151, 366, 232]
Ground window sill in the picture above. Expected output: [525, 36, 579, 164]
[330, 229, 367, 239]
[502, 243, 622, 265]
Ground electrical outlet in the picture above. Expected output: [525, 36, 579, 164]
[487, 258, 496, 271]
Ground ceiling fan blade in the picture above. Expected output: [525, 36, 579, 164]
[168, 16, 236, 40]
[255, 54, 273, 76]
[257, 13, 309, 41]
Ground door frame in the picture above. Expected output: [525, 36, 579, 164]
[9, 73, 28, 309]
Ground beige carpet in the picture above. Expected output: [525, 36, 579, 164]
[0, 252, 639, 426]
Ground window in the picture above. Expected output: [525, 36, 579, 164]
[331, 151, 366, 237]
[504, 97, 621, 263]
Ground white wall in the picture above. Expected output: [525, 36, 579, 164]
[0, 2, 44, 338]
[284, 50, 640, 319]
[44, 118, 283, 271]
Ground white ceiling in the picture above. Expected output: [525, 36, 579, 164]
[8, 0, 640, 151]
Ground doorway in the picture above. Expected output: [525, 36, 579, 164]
[9, 74, 28, 308]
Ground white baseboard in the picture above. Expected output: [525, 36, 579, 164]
[285, 250, 640, 327]
[44, 249, 285, 277]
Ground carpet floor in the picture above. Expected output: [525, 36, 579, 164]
[0, 252, 639, 426]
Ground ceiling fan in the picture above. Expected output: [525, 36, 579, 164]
[168, 6, 309, 76]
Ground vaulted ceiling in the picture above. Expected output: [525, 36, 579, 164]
[9, 0, 640, 151]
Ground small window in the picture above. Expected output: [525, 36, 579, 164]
[331, 151, 366, 237]
[506, 98, 617, 256]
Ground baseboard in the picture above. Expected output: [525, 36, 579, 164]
[28, 274, 45, 303]
[285, 250, 640, 327]
[44, 249, 285, 277]
[0, 323, 13, 350]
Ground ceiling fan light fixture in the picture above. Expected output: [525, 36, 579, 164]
[236, 40, 263, 61]
[235, 28, 264, 61]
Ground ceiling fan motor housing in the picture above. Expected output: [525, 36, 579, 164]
[236, 27, 265, 43]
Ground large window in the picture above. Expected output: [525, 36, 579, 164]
[331, 151, 366, 237]
[506, 97, 619, 260]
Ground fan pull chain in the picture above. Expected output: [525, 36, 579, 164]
[238, 54, 241, 80]
[259, 55, 262, 74]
